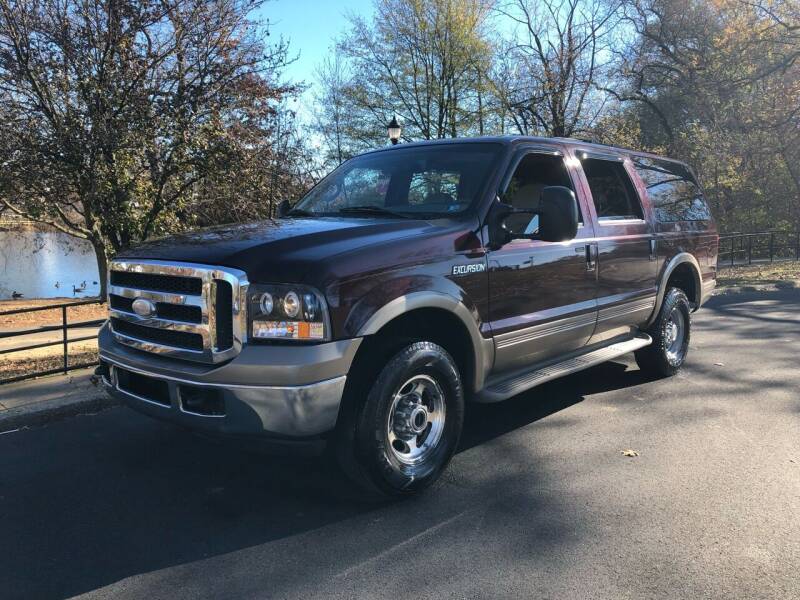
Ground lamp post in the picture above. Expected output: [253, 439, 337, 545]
[386, 116, 401, 145]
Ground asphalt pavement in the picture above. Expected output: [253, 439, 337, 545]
[1, 289, 798, 599]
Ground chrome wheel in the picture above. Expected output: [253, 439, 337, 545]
[664, 308, 687, 363]
[387, 374, 446, 465]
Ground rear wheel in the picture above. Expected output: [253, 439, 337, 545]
[635, 287, 691, 377]
[336, 341, 464, 497]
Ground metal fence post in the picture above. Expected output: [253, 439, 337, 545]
[747, 235, 752, 265]
[769, 233, 774, 263]
[62, 305, 68, 375]
[796, 231, 799, 261]
[731, 236, 735, 267]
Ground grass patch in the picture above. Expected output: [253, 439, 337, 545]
[717, 262, 800, 288]
[0, 298, 107, 329]
[1, 346, 98, 382]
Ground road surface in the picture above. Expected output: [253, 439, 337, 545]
[1, 289, 798, 599]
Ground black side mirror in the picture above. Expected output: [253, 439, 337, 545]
[276, 199, 290, 217]
[487, 201, 533, 248]
[488, 185, 579, 248]
[538, 186, 578, 242]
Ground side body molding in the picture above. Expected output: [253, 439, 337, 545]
[646, 252, 703, 327]
[357, 292, 494, 393]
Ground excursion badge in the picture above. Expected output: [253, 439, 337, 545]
[451, 263, 486, 276]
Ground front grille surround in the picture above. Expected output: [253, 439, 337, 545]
[108, 260, 249, 364]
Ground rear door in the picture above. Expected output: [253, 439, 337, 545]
[573, 151, 658, 344]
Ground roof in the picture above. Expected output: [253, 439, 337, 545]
[362, 135, 687, 166]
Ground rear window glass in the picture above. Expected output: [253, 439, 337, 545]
[632, 158, 712, 222]
[581, 158, 644, 221]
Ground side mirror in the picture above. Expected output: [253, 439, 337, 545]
[538, 186, 579, 242]
[488, 185, 579, 248]
[276, 199, 290, 217]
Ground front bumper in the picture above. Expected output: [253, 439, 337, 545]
[98, 324, 361, 439]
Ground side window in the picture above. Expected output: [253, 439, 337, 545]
[632, 158, 711, 222]
[503, 153, 580, 234]
[582, 158, 644, 221]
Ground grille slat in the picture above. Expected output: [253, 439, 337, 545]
[111, 317, 204, 352]
[109, 294, 134, 313]
[154, 303, 202, 323]
[110, 271, 202, 295]
[109, 294, 202, 324]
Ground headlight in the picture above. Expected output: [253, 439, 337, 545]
[248, 284, 330, 342]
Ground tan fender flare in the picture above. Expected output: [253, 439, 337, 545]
[646, 252, 703, 327]
[358, 292, 494, 393]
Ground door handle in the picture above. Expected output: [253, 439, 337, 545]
[577, 243, 597, 271]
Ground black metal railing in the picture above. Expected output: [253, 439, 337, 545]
[0, 299, 107, 385]
[718, 231, 800, 268]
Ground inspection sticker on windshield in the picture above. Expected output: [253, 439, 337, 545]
[452, 263, 486, 276]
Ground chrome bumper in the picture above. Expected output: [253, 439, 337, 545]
[98, 324, 360, 438]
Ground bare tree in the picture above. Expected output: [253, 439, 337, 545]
[314, 0, 495, 157]
[492, 0, 618, 137]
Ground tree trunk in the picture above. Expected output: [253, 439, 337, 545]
[91, 240, 109, 302]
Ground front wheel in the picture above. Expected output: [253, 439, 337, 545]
[635, 287, 691, 377]
[336, 341, 464, 497]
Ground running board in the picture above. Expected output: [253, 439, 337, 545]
[476, 334, 652, 403]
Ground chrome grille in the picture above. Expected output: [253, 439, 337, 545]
[108, 260, 249, 363]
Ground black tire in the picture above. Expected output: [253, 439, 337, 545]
[335, 341, 464, 498]
[635, 287, 691, 377]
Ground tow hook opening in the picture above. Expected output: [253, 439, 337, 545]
[179, 385, 225, 417]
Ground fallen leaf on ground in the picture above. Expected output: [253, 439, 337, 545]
[621, 449, 639, 457]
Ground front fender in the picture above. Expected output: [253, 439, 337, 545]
[342, 275, 493, 392]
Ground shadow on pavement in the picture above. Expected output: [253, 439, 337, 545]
[0, 361, 645, 599]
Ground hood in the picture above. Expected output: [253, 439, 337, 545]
[116, 217, 438, 283]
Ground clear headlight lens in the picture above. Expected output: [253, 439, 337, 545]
[248, 284, 329, 342]
[283, 291, 300, 318]
[259, 292, 274, 316]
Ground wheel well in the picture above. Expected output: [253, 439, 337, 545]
[666, 263, 698, 306]
[349, 308, 475, 395]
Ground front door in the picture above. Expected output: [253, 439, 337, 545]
[487, 150, 598, 375]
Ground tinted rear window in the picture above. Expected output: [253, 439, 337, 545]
[582, 158, 644, 221]
[632, 158, 712, 222]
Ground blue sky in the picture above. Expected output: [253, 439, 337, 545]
[254, 0, 375, 116]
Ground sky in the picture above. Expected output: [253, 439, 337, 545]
[254, 0, 375, 119]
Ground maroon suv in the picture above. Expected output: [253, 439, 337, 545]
[98, 136, 719, 496]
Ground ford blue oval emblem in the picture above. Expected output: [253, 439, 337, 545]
[131, 298, 157, 317]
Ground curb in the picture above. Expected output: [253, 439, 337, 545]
[0, 381, 121, 433]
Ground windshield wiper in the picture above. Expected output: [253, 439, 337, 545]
[337, 205, 411, 218]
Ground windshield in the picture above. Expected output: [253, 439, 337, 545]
[294, 143, 503, 217]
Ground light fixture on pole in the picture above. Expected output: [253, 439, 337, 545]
[386, 116, 401, 145]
